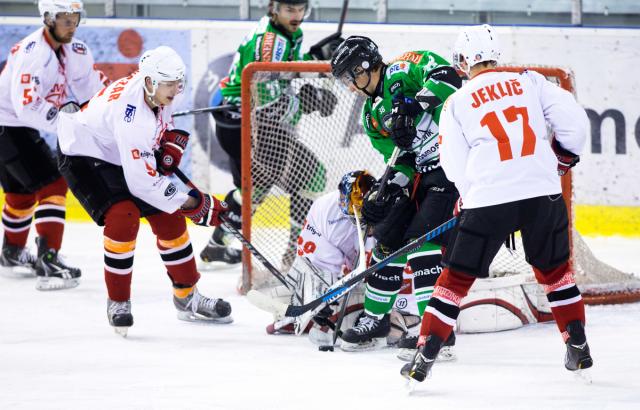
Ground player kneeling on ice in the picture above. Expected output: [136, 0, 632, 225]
[56, 46, 233, 336]
[401, 25, 592, 384]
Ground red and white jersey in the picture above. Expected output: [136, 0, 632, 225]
[296, 191, 370, 280]
[438, 69, 588, 209]
[0, 28, 107, 134]
[57, 72, 189, 214]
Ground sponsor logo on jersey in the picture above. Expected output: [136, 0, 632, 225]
[305, 223, 322, 237]
[262, 32, 275, 61]
[20, 74, 31, 84]
[395, 297, 408, 310]
[386, 62, 410, 79]
[365, 112, 372, 129]
[164, 183, 177, 198]
[45, 106, 58, 121]
[124, 104, 136, 122]
[131, 149, 153, 160]
[328, 215, 349, 225]
[131, 149, 140, 159]
[391, 51, 423, 65]
[10, 43, 20, 55]
[389, 80, 403, 95]
[273, 36, 287, 62]
[24, 41, 36, 54]
[144, 161, 157, 177]
[72, 42, 87, 55]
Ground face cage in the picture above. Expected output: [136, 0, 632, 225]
[274, 2, 312, 20]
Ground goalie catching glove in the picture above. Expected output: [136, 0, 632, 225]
[155, 129, 190, 176]
[181, 189, 229, 227]
[551, 138, 580, 176]
[390, 95, 423, 150]
[298, 84, 338, 117]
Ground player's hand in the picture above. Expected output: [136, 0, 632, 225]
[298, 84, 338, 117]
[181, 189, 229, 227]
[308, 33, 345, 61]
[551, 138, 580, 176]
[391, 95, 422, 150]
[155, 129, 189, 176]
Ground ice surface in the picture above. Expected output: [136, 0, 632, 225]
[1, 223, 639, 409]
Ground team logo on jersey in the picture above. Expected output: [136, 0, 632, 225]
[46, 107, 58, 121]
[24, 41, 36, 54]
[72, 42, 87, 55]
[164, 183, 177, 198]
[389, 80, 403, 95]
[124, 104, 136, 123]
[386, 62, 410, 79]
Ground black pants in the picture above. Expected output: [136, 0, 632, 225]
[443, 194, 570, 278]
[212, 108, 242, 188]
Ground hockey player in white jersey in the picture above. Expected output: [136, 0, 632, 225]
[0, 0, 108, 289]
[56, 46, 232, 336]
[402, 24, 592, 383]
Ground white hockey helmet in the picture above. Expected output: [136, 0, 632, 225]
[453, 24, 501, 75]
[38, 0, 85, 23]
[138, 46, 186, 97]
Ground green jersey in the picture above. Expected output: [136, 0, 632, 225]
[220, 16, 311, 106]
[362, 50, 457, 178]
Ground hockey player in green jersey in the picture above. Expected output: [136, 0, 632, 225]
[200, 0, 343, 267]
[331, 36, 462, 351]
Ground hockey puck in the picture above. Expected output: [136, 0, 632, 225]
[318, 345, 334, 352]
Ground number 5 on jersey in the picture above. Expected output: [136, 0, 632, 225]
[480, 105, 536, 161]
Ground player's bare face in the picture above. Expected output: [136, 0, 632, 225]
[51, 13, 80, 43]
[274, 4, 307, 33]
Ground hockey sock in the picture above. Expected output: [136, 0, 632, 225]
[408, 241, 443, 316]
[534, 262, 585, 339]
[34, 177, 68, 250]
[147, 212, 199, 287]
[420, 267, 475, 342]
[103, 201, 139, 302]
[2, 192, 36, 248]
[363, 250, 405, 318]
[173, 286, 194, 299]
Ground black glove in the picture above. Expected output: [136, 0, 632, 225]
[390, 95, 423, 150]
[298, 84, 338, 117]
[551, 138, 580, 176]
[361, 180, 406, 225]
[308, 32, 345, 61]
[415, 66, 463, 111]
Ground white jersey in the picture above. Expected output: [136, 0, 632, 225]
[0, 28, 107, 133]
[438, 69, 588, 209]
[296, 191, 363, 280]
[57, 72, 189, 214]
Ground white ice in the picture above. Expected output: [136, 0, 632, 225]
[1, 223, 639, 410]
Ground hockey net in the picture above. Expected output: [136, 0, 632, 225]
[240, 61, 640, 305]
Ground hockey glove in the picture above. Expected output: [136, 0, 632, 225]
[391, 95, 423, 150]
[415, 66, 463, 111]
[155, 129, 190, 176]
[361, 174, 409, 225]
[308, 32, 345, 61]
[181, 189, 229, 227]
[551, 138, 580, 176]
[298, 84, 338, 117]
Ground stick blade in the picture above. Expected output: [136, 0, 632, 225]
[246, 290, 288, 320]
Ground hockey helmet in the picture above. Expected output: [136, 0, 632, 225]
[38, 0, 85, 23]
[453, 24, 501, 75]
[331, 36, 382, 89]
[139, 46, 186, 97]
[338, 170, 376, 218]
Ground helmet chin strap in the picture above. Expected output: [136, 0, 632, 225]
[143, 81, 161, 108]
[354, 71, 378, 98]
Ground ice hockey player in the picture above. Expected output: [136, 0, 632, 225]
[330, 36, 461, 351]
[401, 24, 592, 383]
[200, 0, 343, 268]
[56, 46, 232, 336]
[0, 0, 108, 289]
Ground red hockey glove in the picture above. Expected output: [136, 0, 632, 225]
[181, 189, 229, 227]
[453, 197, 463, 217]
[551, 139, 580, 176]
[155, 129, 190, 176]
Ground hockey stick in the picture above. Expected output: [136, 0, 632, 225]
[172, 104, 237, 118]
[173, 168, 293, 290]
[248, 216, 457, 319]
[336, 0, 349, 36]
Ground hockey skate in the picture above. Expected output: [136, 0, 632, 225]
[0, 239, 37, 278]
[34, 237, 81, 291]
[397, 332, 457, 362]
[173, 287, 233, 324]
[400, 334, 444, 384]
[199, 228, 241, 269]
[564, 320, 593, 382]
[107, 299, 133, 337]
[340, 313, 390, 352]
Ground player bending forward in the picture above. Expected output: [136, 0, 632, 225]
[402, 25, 592, 382]
[0, 0, 108, 289]
[57, 46, 232, 336]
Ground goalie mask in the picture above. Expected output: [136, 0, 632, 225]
[139, 46, 186, 98]
[338, 170, 376, 222]
[331, 36, 382, 96]
[453, 24, 501, 76]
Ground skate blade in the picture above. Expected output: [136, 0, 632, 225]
[0, 265, 36, 278]
[35, 277, 79, 291]
[340, 337, 386, 352]
[113, 327, 130, 338]
[177, 311, 234, 324]
[573, 368, 593, 384]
